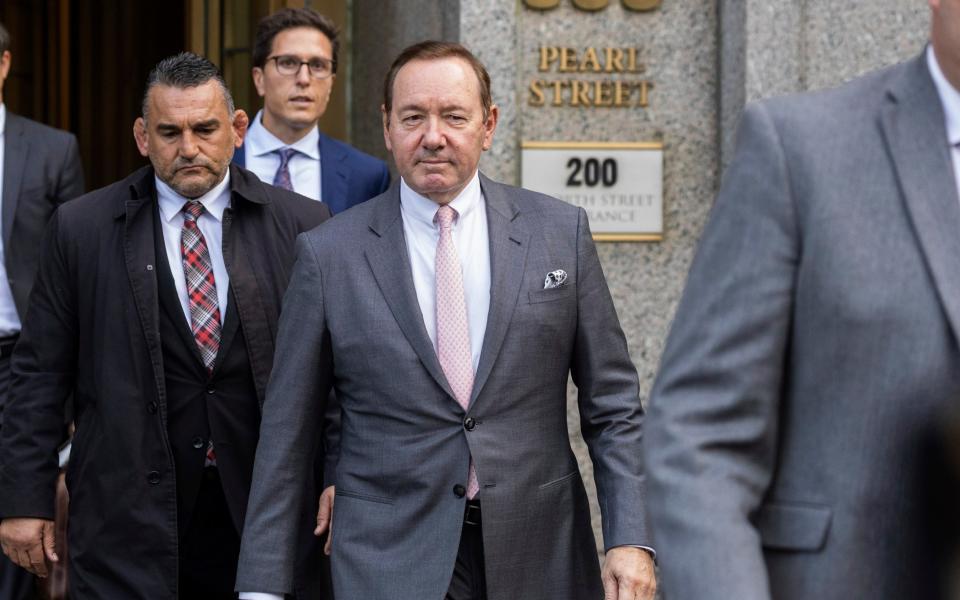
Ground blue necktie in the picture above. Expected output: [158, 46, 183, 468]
[273, 148, 297, 191]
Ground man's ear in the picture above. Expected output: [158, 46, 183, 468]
[482, 104, 499, 151]
[0, 51, 12, 102]
[381, 105, 392, 151]
[252, 67, 266, 98]
[133, 118, 150, 157]
[232, 109, 250, 147]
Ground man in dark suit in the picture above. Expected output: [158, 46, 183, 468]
[0, 53, 328, 599]
[233, 7, 389, 213]
[646, 1, 960, 598]
[237, 41, 655, 600]
[0, 20, 84, 600]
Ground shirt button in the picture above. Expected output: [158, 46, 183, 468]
[192, 437, 204, 449]
[453, 484, 466, 498]
[146, 471, 161, 485]
[463, 417, 476, 431]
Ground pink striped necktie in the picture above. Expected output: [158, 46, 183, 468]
[434, 204, 479, 499]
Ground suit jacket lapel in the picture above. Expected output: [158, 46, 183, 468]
[2, 113, 26, 256]
[882, 53, 960, 341]
[319, 134, 349, 214]
[364, 187, 456, 399]
[470, 175, 530, 406]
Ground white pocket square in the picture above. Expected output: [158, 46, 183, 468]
[544, 269, 568, 289]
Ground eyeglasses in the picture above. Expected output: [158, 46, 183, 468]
[267, 55, 336, 79]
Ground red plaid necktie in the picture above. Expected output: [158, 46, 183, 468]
[180, 201, 222, 371]
[181, 201, 221, 466]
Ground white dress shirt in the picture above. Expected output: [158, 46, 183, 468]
[400, 173, 491, 370]
[155, 172, 231, 324]
[0, 103, 22, 337]
[244, 110, 322, 201]
[928, 45, 960, 203]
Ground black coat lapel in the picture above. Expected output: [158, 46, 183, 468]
[122, 170, 166, 406]
[2, 114, 26, 256]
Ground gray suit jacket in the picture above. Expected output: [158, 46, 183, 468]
[0, 111, 83, 428]
[645, 50, 960, 599]
[237, 174, 649, 600]
[2, 111, 83, 317]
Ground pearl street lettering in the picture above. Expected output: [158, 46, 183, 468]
[523, 0, 662, 12]
[529, 46, 654, 108]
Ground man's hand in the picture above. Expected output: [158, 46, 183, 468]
[601, 546, 656, 600]
[314, 485, 335, 555]
[0, 518, 58, 577]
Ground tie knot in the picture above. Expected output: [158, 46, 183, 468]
[182, 201, 204, 221]
[275, 147, 297, 166]
[435, 204, 457, 230]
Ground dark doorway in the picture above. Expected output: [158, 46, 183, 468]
[69, 1, 186, 190]
[0, 1, 185, 191]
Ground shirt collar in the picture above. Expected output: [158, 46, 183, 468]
[246, 109, 320, 160]
[156, 170, 232, 225]
[0, 103, 6, 136]
[399, 171, 482, 228]
[928, 45, 960, 146]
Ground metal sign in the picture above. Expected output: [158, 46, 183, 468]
[521, 141, 663, 242]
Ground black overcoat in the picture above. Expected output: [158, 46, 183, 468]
[0, 164, 329, 598]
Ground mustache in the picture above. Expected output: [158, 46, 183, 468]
[416, 150, 450, 162]
[173, 158, 215, 172]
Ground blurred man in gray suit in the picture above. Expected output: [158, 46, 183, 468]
[646, 1, 960, 598]
[237, 41, 655, 600]
[0, 20, 83, 600]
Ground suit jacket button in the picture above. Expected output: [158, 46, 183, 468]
[192, 437, 204, 449]
[146, 471, 161, 485]
[463, 417, 476, 431]
[146, 402, 158, 414]
[453, 484, 466, 498]
[206, 387, 215, 395]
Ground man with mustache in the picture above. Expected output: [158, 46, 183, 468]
[234, 7, 389, 214]
[0, 52, 328, 599]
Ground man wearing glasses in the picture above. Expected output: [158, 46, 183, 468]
[234, 7, 390, 214]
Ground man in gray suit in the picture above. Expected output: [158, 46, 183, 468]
[645, 1, 960, 598]
[237, 41, 655, 600]
[0, 20, 83, 600]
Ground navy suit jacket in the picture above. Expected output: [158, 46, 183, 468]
[233, 131, 390, 215]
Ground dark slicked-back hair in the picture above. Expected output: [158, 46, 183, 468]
[0, 21, 10, 55]
[141, 52, 234, 122]
[383, 41, 493, 123]
[252, 8, 339, 71]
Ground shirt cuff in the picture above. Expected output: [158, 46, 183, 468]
[238, 593, 284, 600]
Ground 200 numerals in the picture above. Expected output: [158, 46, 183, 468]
[566, 157, 617, 187]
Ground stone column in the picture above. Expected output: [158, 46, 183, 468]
[718, 0, 929, 168]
